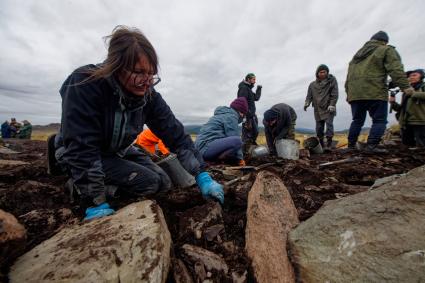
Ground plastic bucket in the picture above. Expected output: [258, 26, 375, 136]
[251, 145, 269, 158]
[156, 154, 196, 188]
[275, 139, 299, 160]
[303, 137, 323, 154]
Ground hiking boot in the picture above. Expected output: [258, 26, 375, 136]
[319, 138, 325, 148]
[340, 142, 357, 153]
[363, 144, 388, 154]
[347, 143, 357, 150]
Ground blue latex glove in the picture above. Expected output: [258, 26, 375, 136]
[84, 202, 115, 221]
[195, 172, 224, 204]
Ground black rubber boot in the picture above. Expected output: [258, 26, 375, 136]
[326, 137, 333, 149]
[318, 138, 325, 149]
[363, 144, 388, 154]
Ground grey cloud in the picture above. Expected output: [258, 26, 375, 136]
[1, 0, 424, 130]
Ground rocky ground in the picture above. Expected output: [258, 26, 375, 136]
[1, 138, 425, 282]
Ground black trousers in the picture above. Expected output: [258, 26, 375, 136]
[242, 115, 259, 144]
[316, 115, 335, 139]
[401, 125, 425, 147]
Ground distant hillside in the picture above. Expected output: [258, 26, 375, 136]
[185, 125, 317, 135]
[184, 125, 203, 135]
[32, 123, 60, 132]
[32, 123, 367, 136]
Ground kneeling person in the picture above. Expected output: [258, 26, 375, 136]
[55, 26, 224, 221]
[263, 103, 297, 156]
[195, 97, 248, 166]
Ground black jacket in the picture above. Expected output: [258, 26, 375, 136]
[55, 65, 204, 201]
[237, 81, 261, 118]
[263, 103, 297, 154]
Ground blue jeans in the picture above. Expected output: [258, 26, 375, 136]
[203, 136, 243, 161]
[348, 100, 388, 145]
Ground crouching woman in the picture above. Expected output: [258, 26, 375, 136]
[195, 97, 248, 166]
[55, 26, 224, 220]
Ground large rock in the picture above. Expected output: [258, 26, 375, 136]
[10, 200, 172, 283]
[0, 209, 27, 267]
[245, 171, 299, 283]
[289, 165, 425, 283]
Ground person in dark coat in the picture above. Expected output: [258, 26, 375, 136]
[55, 26, 224, 220]
[263, 103, 297, 156]
[237, 73, 262, 146]
[9, 118, 21, 138]
[304, 64, 339, 148]
[195, 97, 248, 165]
[1, 121, 11, 138]
[390, 69, 425, 147]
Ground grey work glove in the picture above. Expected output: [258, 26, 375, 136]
[403, 87, 415, 96]
[327, 105, 336, 113]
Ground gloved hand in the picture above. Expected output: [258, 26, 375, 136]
[84, 202, 115, 221]
[327, 105, 336, 113]
[257, 85, 262, 89]
[195, 172, 224, 204]
[403, 87, 415, 96]
[304, 102, 310, 111]
[238, 159, 246, 166]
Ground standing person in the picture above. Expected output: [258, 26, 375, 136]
[1, 121, 11, 138]
[54, 26, 224, 220]
[237, 73, 262, 147]
[135, 128, 170, 155]
[9, 118, 21, 138]
[390, 69, 425, 147]
[304, 64, 339, 148]
[17, 120, 32, 139]
[345, 31, 413, 153]
[263, 103, 297, 156]
[195, 97, 248, 166]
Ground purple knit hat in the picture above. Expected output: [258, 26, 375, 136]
[230, 97, 248, 114]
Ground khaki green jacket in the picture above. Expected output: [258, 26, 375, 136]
[18, 124, 32, 139]
[392, 82, 425, 127]
[345, 40, 410, 102]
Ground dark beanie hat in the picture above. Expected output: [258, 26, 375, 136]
[406, 69, 425, 80]
[230, 97, 248, 114]
[371, 31, 389, 43]
[245, 73, 256, 80]
[316, 64, 329, 77]
[264, 109, 279, 122]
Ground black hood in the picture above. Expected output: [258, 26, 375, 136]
[315, 64, 329, 78]
[239, 80, 254, 89]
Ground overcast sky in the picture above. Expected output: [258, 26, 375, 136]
[1, 0, 424, 129]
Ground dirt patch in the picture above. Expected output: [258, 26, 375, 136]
[1, 138, 425, 282]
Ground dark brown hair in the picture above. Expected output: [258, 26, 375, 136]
[86, 25, 158, 81]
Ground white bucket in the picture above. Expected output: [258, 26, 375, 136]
[251, 145, 269, 158]
[275, 139, 299, 160]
